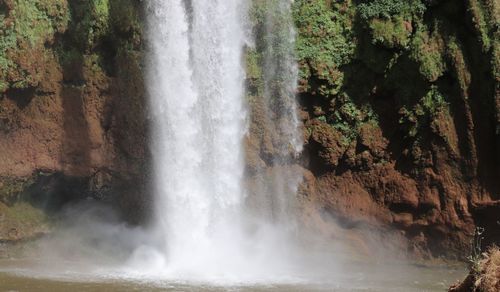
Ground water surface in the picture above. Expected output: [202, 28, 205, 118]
[0, 258, 465, 291]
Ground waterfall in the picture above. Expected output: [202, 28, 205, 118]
[246, 0, 303, 226]
[262, 0, 303, 224]
[144, 0, 302, 280]
[263, 0, 302, 156]
[146, 0, 247, 273]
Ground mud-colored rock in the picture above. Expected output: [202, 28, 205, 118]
[0, 0, 147, 238]
[291, 0, 500, 259]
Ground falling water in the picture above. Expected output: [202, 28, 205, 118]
[248, 0, 304, 226]
[144, 0, 303, 281]
[263, 0, 303, 156]
[145, 0, 250, 277]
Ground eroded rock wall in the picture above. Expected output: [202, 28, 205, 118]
[290, 0, 499, 258]
[245, 0, 499, 259]
[0, 0, 148, 242]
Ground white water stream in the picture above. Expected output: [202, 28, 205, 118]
[144, 0, 300, 281]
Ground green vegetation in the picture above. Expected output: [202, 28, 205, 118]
[446, 37, 471, 98]
[110, 0, 141, 45]
[326, 93, 378, 143]
[0, 0, 69, 91]
[409, 23, 446, 82]
[368, 16, 411, 49]
[246, 49, 262, 80]
[450, 234, 500, 291]
[290, 0, 497, 174]
[245, 48, 264, 98]
[11, 0, 68, 46]
[1, 201, 48, 227]
[468, 227, 486, 274]
[357, 0, 425, 20]
[358, 0, 425, 49]
[0, 0, 141, 93]
[399, 86, 448, 137]
[467, 0, 493, 52]
[67, 0, 110, 50]
[0, 176, 35, 205]
[293, 0, 355, 95]
[0, 201, 50, 242]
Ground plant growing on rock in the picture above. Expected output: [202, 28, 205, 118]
[468, 227, 486, 274]
[399, 85, 448, 138]
[293, 0, 355, 95]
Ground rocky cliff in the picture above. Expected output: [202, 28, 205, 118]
[0, 0, 148, 242]
[299, 0, 499, 259]
[248, 0, 499, 259]
[0, 0, 499, 259]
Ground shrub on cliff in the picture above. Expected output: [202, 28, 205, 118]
[293, 0, 355, 95]
[0, 0, 69, 92]
[357, 0, 425, 20]
[358, 0, 426, 50]
[0, 0, 142, 93]
[449, 246, 500, 292]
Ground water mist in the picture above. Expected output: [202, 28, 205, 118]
[143, 0, 307, 282]
[248, 0, 304, 227]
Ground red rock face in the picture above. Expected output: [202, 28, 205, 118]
[284, 0, 500, 260]
[294, 84, 499, 259]
[0, 0, 148, 226]
[0, 50, 149, 220]
[244, 84, 461, 258]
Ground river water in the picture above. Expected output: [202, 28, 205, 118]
[0, 258, 465, 291]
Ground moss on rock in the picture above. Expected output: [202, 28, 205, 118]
[409, 22, 446, 82]
[368, 16, 412, 49]
[293, 0, 355, 95]
[0, 0, 69, 92]
[0, 176, 35, 205]
[293, 0, 500, 257]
